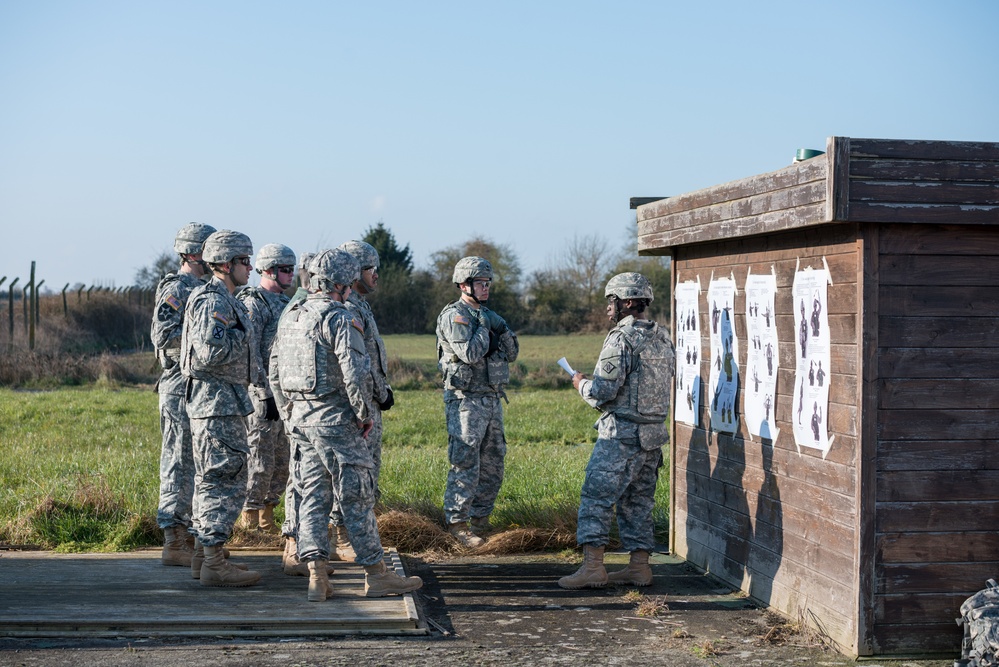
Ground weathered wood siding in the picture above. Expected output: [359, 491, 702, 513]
[871, 222, 999, 654]
[669, 226, 862, 654]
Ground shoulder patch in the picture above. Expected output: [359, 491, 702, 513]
[351, 317, 364, 333]
[164, 294, 182, 311]
[453, 315, 469, 326]
[602, 360, 618, 375]
[212, 311, 230, 326]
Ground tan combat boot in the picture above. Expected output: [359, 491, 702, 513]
[448, 522, 485, 549]
[469, 516, 492, 536]
[363, 560, 423, 598]
[193, 542, 247, 579]
[283, 537, 335, 577]
[606, 550, 653, 587]
[259, 505, 279, 534]
[557, 545, 608, 589]
[161, 525, 193, 567]
[307, 559, 333, 602]
[238, 509, 259, 531]
[332, 525, 357, 562]
[200, 545, 261, 587]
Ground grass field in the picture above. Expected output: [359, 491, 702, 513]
[0, 381, 670, 553]
[382, 333, 606, 389]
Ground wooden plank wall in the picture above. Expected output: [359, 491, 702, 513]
[672, 224, 861, 654]
[847, 138, 999, 654]
[872, 224, 999, 654]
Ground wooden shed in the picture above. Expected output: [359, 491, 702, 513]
[636, 136, 999, 656]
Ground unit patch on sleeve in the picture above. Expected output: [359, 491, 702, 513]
[212, 325, 225, 340]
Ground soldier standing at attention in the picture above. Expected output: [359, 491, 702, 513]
[558, 272, 675, 590]
[327, 240, 395, 562]
[236, 243, 296, 534]
[270, 248, 422, 601]
[181, 229, 262, 588]
[152, 222, 216, 567]
[436, 256, 519, 548]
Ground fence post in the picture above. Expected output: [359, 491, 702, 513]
[87, 285, 95, 301]
[8, 277, 19, 352]
[0, 276, 6, 290]
[28, 262, 36, 350]
[62, 283, 70, 317]
[34, 278, 45, 329]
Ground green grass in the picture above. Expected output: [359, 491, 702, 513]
[0, 384, 670, 552]
[383, 333, 607, 389]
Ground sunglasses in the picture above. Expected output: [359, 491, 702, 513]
[276, 266, 296, 275]
[233, 257, 252, 266]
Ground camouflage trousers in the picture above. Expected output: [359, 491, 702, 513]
[297, 424, 383, 566]
[576, 437, 662, 552]
[190, 414, 249, 547]
[281, 426, 307, 539]
[157, 391, 195, 531]
[330, 405, 382, 527]
[443, 394, 506, 525]
[243, 395, 290, 510]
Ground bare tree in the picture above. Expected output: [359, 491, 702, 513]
[557, 233, 613, 311]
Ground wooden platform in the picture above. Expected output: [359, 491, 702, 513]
[0, 548, 425, 638]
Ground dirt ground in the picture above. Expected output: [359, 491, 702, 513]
[0, 552, 959, 667]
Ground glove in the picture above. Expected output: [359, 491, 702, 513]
[264, 396, 281, 421]
[378, 386, 395, 411]
[487, 330, 500, 355]
[484, 308, 507, 333]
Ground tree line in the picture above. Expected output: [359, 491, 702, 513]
[136, 223, 671, 335]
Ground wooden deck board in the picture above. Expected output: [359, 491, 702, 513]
[0, 548, 425, 637]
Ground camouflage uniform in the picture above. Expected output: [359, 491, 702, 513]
[575, 314, 675, 551]
[277, 285, 309, 539]
[436, 300, 519, 525]
[181, 276, 261, 547]
[329, 289, 390, 528]
[151, 271, 203, 532]
[236, 286, 291, 510]
[271, 292, 383, 565]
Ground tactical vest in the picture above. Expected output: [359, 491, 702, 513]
[181, 283, 253, 386]
[151, 272, 200, 368]
[274, 299, 342, 401]
[602, 322, 674, 424]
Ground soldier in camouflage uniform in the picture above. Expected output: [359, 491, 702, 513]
[151, 222, 216, 567]
[236, 243, 296, 534]
[558, 273, 675, 590]
[270, 248, 421, 601]
[436, 256, 519, 548]
[180, 229, 262, 588]
[278, 251, 316, 575]
[326, 240, 394, 562]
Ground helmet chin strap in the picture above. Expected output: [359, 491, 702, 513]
[464, 280, 483, 305]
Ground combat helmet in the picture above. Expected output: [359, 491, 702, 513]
[174, 223, 217, 255]
[202, 230, 253, 265]
[605, 272, 653, 302]
[254, 243, 296, 273]
[452, 256, 493, 284]
[337, 240, 379, 270]
[309, 248, 360, 294]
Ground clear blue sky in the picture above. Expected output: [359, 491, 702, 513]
[1, 1, 996, 291]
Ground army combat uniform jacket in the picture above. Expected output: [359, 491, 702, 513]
[180, 276, 260, 419]
[436, 299, 519, 400]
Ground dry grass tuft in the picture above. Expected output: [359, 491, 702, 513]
[475, 526, 575, 555]
[378, 510, 456, 554]
[636, 595, 670, 617]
